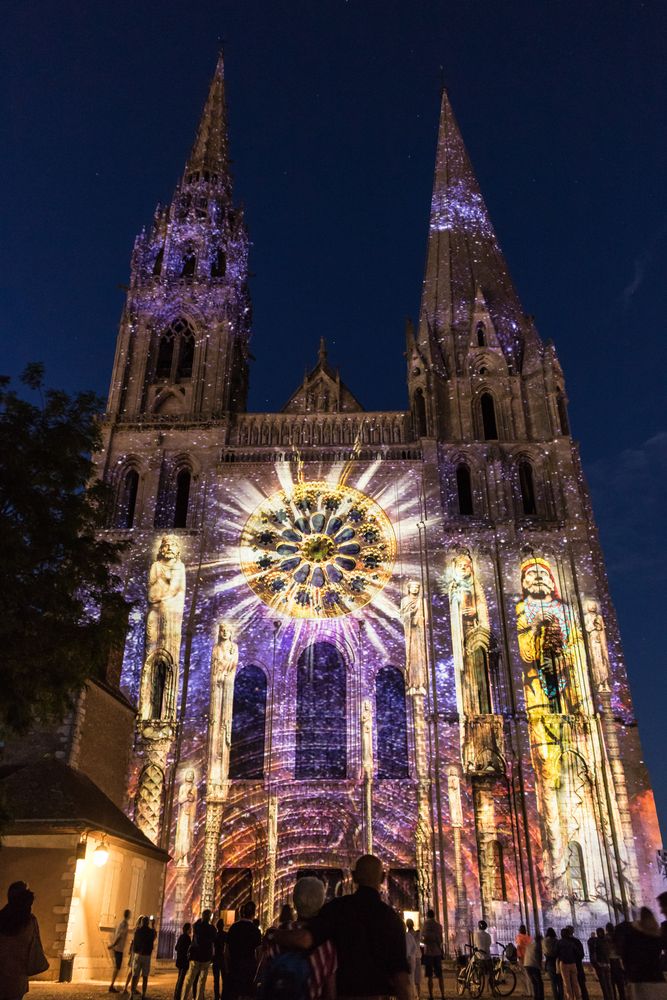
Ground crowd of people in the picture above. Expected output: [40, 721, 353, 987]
[2, 866, 667, 1000]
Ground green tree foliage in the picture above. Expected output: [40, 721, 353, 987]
[0, 365, 129, 738]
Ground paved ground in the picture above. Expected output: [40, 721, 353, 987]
[31, 968, 602, 1000]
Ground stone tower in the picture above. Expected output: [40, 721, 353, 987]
[99, 60, 662, 941]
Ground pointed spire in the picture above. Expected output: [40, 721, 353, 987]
[419, 89, 531, 368]
[185, 51, 229, 179]
[318, 337, 328, 365]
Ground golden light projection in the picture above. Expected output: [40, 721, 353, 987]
[239, 480, 396, 619]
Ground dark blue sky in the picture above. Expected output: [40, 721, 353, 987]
[4, 2, 667, 828]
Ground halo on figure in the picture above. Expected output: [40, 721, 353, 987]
[239, 480, 396, 619]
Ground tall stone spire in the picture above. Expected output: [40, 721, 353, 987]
[418, 89, 531, 372]
[184, 51, 229, 181]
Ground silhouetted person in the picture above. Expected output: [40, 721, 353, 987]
[422, 908, 445, 1000]
[0, 881, 48, 1000]
[525, 933, 544, 1000]
[130, 914, 157, 1000]
[183, 908, 218, 1000]
[225, 900, 262, 1000]
[605, 923, 626, 1000]
[615, 907, 666, 1000]
[593, 928, 614, 1000]
[212, 918, 226, 1000]
[556, 927, 581, 1000]
[108, 908, 131, 992]
[544, 928, 563, 1000]
[174, 922, 192, 1000]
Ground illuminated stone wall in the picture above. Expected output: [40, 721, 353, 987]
[97, 55, 663, 946]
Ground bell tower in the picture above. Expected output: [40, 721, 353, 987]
[106, 53, 251, 423]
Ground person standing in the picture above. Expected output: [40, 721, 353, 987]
[422, 908, 445, 1000]
[406, 918, 422, 998]
[524, 933, 545, 1000]
[605, 923, 626, 1000]
[130, 914, 157, 1000]
[224, 900, 263, 1000]
[615, 908, 667, 1000]
[0, 880, 49, 1000]
[593, 928, 614, 1000]
[544, 928, 563, 1000]
[174, 922, 192, 1000]
[556, 928, 581, 1000]
[212, 919, 226, 1000]
[517, 924, 534, 997]
[108, 908, 131, 993]
[271, 855, 412, 1000]
[405, 921, 420, 1000]
[570, 928, 589, 1000]
[182, 909, 218, 1000]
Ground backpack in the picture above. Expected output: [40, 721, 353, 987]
[505, 943, 518, 963]
[257, 949, 312, 1000]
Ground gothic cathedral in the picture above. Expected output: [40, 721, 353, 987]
[99, 55, 663, 943]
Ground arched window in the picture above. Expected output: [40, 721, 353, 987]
[469, 645, 492, 714]
[156, 332, 175, 379]
[488, 840, 507, 901]
[557, 391, 570, 436]
[211, 248, 227, 278]
[375, 666, 409, 778]
[152, 246, 164, 276]
[229, 666, 267, 779]
[480, 393, 498, 440]
[566, 841, 588, 899]
[116, 468, 139, 528]
[519, 460, 537, 516]
[413, 389, 427, 437]
[173, 469, 191, 528]
[176, 330, 194, 380]
[456, 463, 474, 515]
[296, 642, 346, 779]
[150, 655, 169, 718]
[476, 324, 486, 347]
[181, 246, 196, 277]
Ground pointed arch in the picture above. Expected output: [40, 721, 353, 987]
[153, 318, 196, 383]
[557, 390, 570, 436]
[476, 323, 486, 347]
[480, 392, 498, 440]
[413, 388, 427, 437]
[296, 642, 347, 779]
[173, 468, 191, 528]
[456, 463, 474, 515]
[116, 468, 139, 529]
[229, 666, 267, 779]
[487, 840, 507, 900]
[518, 459, 537, 516]
[375, 666, 408, 778]
[155, 331, 175, 380]
[566, 841, 588, 900]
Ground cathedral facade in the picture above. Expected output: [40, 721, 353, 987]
[99, 55, 663, 946]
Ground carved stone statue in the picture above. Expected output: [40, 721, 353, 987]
[448, 550, 491, 718]
[361, 698, 373, 779]
[584, 600, 611, 692]
[174, 768, 197, 867]
[400, 581, 427, 694]
[207, 621, 239, 794]
[447, 766, 463, 828]
[140, 535, 186, 722]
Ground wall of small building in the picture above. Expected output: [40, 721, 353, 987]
[72, 681, 135, 809]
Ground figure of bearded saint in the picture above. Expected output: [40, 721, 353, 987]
[208, 622, 239, 795]
[140, 535, 187, 721]
[516, 557, 576, 715]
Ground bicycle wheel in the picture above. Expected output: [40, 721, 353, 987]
[469, 966, 484, 998]
[456, 969, 468, 996]
[492, 962, 517, 996]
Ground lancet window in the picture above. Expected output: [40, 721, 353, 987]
[476, 323, 486, 347]
[295, 642, 347, 779]
[229, 666, 267, 779]
[375, 666, 409, 778]
[557, 391, 570, 436]
[173, 469, 191, 528]
[413, 389, 427, 438]
[518, 460, 537, 516]
[566, 841, 588, 900]
[153, 319, 196, 383]
[487, 840, 507, 900]
[456, 463, 474, 515]
[116, 468, 139, 529]
[480, 392, 498, 440]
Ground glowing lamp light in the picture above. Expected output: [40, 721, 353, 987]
[92, 836, 109, 867]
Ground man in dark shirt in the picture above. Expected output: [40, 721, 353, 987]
[225, 900, 263, 1000]
[277, 854, 411, 1000]
[182, 909, 218, 999]
[130, 915, 157, 1000]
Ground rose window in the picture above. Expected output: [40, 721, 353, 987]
[240, 481, 395, 619]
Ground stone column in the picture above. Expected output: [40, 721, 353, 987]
[201, 802, 224, 912]
[412, 692, 432, 915]
[361, 698, 374, 855]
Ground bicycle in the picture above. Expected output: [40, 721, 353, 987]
[488, 943, 517, 997]
[456, 946, 485, 998]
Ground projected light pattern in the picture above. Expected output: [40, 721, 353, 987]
[239, 480, 396, 618]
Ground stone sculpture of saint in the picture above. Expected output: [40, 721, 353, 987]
[400, 581, 427, 694]
[140, 535, 186, 721]
[584, 600, 610, 692]
[207, 621, 239, 795]
[174, 768, 197, 868]
[361, 698, 373, 779]
[448, 550, 490, 718]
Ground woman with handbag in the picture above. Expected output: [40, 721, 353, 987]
[0, 880, 49, 1000]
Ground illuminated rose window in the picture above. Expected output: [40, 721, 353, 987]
[240, 481, 396, 619]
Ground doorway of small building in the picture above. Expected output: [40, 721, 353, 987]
[296, 868, 345, 903]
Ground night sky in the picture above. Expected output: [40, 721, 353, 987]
[4, 3, 667, 831]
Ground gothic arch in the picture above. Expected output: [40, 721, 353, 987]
[375, 666, 409, 778]
[229, 665, 268, 780]
[295, 642, 347, 779]
[151, 316, 199, 385]
[477, 390, 499, 441]
[113, 458, 144, 529]
[140, 649, 176, 721]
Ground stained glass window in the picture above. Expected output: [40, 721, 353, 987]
[296, 642, 346, 778]
[376, 666, 409, 778]
[229, 666, 267, 779]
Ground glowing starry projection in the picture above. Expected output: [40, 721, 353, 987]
[239, 480, 396, 618]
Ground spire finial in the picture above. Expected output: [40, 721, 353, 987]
[318, 337, 327, 365]
[184, 52, 229, 179]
